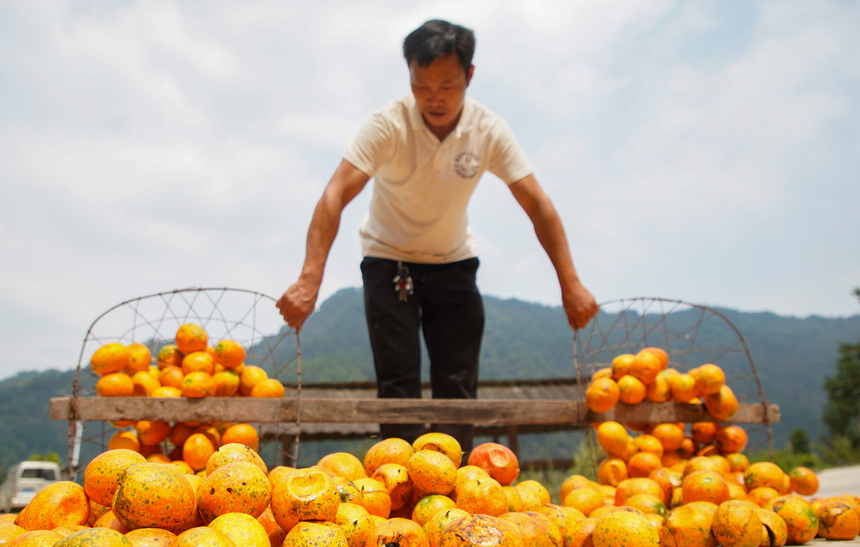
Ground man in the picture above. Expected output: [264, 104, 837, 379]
[277, 19, 598, 452]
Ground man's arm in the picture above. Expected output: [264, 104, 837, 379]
[277, 159, 370, 331]
[508, 174, 599, 330]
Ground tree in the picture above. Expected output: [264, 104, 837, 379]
[789, 428, 810, 455]
[821, 288, 860, 451]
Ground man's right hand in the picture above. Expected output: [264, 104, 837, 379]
[276, 280, 319, 332]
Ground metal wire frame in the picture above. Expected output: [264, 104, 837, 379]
[67, 287, 301, 477]
[574, 297, 774, 467]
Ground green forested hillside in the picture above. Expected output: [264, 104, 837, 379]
[0, 288, 857, 471]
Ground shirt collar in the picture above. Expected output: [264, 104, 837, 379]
[408, 95, 475, 139]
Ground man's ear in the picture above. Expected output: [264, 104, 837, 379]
[466, 65, 475, 86]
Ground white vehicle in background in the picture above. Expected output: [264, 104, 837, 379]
[0, 461, 61, 513]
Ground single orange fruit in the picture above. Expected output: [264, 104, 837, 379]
[111, 463, 196, 533]
[250, 377, 285, 398]
[690, 422, 720, 446]
[816, 499, 860, 540]
[746, 486, 781, 508]
[501, 485, 524, 512]
[175, 323, 208, 354]
[650, 423, 684, 453]
[592, 367, 613, 381]
[182, 432, 216, 472]
[693, 364, 725, 396]
[96, 372, 135, 397]
[180, 351, 215, 375]
[90, 343, 132, 376]
[317, 451, 368, 482]
[220, 423, 260, 452]
[615, 477, 666, 506]
[586, 377, 621, 414]
[239, 365, 268, 396]
[788, 466, 819, 496]
[617, 375, 647, 404]
[364, 437, 414, 476]
[597, 458, 628, 487]
[213, 339, 246, 370]
[413, 432, 464, 468]
[126, 343, 153, 375]
[208, 512, 270, 547]
[352, 477, 392, 519]
[660, 501, 718, 547]
[756, 507, 788, 546]
[611, 354, 635, 380]
[467, 442, 520, 486]
[641, 347, 669, 369]
[455, 477, 507, 517]
[211, 369, 241, 397]
[712, 499, 762, 547]
[769, 496, 819, 545]
[631, 349, 663, 385]
[562, 486, 605, 516]
[371, 463, 413, 511]
[14, 481, 89, 531]
[624, 493, 667, 518]
[565, 517, 599, 547]
[334, 502, 374, 547]
[131, 370, 160, 397]
[596, 421, 631, 458]
[158, 366, 185, 389]
[704, 384, 739, 421]
[134, 420, 170, 446]
[180, 371, 215, 398]
[411, 494, 456, 527]
[197, 461, 272, 522]
[725, 452, 750, 473]
[592, 510, 659, 546]
[560, 474, 597, 500]
[497, 511, 557, 547]
[645, 373, 671, 403]
[669, 373, 698, 403]
[627, 452, 662, 479]
[270, 468, 340, 531]
[409, 449, 457, 496]
[714, 424, 748, 454]
[108, 430, 140, 453]
[681, 470, 730, 505]
[206, 442, 267, 476]
[156, 345, 184, 368]
[744, 461, 786, 491]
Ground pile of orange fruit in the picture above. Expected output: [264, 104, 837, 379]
[89, 323, 286, 399]
[107, 419, 262, 475]
[1, 428, 859, 546]
[584, 346, 739, 420]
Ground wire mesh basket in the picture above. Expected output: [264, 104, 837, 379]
[574, 297, 774, 456]
[67, 287, 301, 477]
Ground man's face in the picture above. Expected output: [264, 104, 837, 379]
[409, 52, 474, 140]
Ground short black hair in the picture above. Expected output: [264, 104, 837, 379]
[403, 19, 475, 75]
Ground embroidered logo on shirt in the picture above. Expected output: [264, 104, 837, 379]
[454, 152, 481, 179]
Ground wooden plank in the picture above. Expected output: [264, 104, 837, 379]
[50, 397, 779, 425]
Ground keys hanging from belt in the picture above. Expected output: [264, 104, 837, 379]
[393, 261, 414, 302]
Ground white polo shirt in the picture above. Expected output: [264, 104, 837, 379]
[344, 94, 534, 264]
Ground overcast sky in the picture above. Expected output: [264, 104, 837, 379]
[1, 1, 858, 381]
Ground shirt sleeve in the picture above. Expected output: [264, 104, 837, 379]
[343, 111, 393, 178]
[487, 118, 534, 184]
